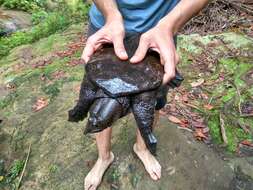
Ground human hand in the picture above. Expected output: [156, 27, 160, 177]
[130, 24, 179, 84]
[81, 19, 128, 63]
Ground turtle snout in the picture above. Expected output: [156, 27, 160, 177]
[88, 117, 98, 126]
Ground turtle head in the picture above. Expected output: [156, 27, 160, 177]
[84, 98, 123, 134]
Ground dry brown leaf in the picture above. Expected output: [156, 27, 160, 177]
[201, 93, 209, 100]
[168, 115, 183, 124]
[192, 121, 206, 128]
[194, 128, 207, 140]
[204, 104, 214, 110]
[159, 110, 167, 116]
[240, 140, 253, 147]
[6, 83, 16, 90]
[74, 85, 81, 93]
[202, 127, 210, 133]
[32, 98, 48, 112]
[182, 94, 189, 103]
[51, 70, 66, 80]
[179, 119, 189, 128]
[190, 78, 205, 87]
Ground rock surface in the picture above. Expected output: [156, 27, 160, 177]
[0, 9, 32, 36]
[0, 24, 252, 189]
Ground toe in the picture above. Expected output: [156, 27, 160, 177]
[155, 164, 162, 179]
[89, 185, 97, 190]
[84, 183, 91, 190]
[149, 171, 159, 181]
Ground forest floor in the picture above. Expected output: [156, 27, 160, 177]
[0, 1, 253, 190]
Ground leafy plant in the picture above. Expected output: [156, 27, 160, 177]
[0, 1, 89, 57]
[0, 12, 70, 57]
[1, 0, 46, 12]
[6, 160, 24, 184]
[32, 10, 49, 25]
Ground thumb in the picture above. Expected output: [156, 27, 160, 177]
[130, 39, 149, 63]
[113, 36, 128, 60]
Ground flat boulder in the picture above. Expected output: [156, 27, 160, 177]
[0, 9, 32, 36]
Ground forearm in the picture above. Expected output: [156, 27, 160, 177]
[158, 0, 209, 34]
[93, 0, 122, 22]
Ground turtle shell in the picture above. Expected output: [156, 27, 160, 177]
[86, 35, 164, 97]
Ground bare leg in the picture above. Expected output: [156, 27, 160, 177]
[133, 111, 161, 181]
[84, 127, 114, 190]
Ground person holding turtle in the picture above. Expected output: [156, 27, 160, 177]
[81, 1, 209, 189]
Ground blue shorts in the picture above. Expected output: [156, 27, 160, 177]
[86, 21, 177, 110]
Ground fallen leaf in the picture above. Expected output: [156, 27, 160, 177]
[40, 74, 46, 81]
[32, 98, 48, 112]
[204, 104, 214, 110]
[74, 85, 81, 93]
[191, 78, 205, 88]
[168, 115, 183, 124]
[202, 127, 210, 133]
[201, 93, 209, 100]
[51, 70, 66, 80]
[6, 83, 16, 90]
[67, 58, 85, 66]
[159, 110, 167, 116]
[194, 128, 207, 140]
[166, 166, 176, 176]
[192, 121, 206, 128]
[179, 119, 189, 128]
[181, 94, 189, 103]
[240, 140, 253, 147]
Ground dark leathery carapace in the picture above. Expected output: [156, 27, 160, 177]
[68, 34, 183, 155]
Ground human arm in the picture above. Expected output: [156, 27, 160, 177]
[130, 0, 209, 84]
[81, 0, 128, 63]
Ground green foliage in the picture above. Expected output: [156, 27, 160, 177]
[0, 92, 18, 109]
[6, 160, 24, 183]
[0, 1, 89, 57]
[0, 160, 24, 190]
[42, 82, 60, 99]
[0, 13, 70, 57]
[32, 10, 49, 25]
[0, 0, 46, 12]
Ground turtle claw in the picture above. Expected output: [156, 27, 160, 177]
[68, 75, 97, 123]
[143, 133, 157, 156]
[68, 105, 87, 122]
[131, 91, 157, 155]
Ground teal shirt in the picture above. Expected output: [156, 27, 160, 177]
[89, 0, 180, 33]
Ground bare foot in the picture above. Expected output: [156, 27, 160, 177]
[133, 143, 161, 180]
[84, 152, 114, 190]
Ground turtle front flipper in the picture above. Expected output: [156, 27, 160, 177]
[68, 75, 97, 122]
[84, 96, 129, 134]
[131, 91, 157, 155]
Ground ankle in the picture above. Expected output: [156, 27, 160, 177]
[98, 151, 113, 161]
[134, 143, 148, 152]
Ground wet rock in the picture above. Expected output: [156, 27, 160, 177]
[238, 143, 253, 157]
[0, 9, 32, 36]
[230, 167, 253, 190]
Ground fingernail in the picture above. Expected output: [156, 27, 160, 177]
[120, 51, 128, 58]
[130, 56, 137, 63]
[85, 57, 90, 63]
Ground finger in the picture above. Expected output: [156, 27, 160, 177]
[82, 37, 97, 63]
[113, 35, 128, 60]
[161, 51, 176, 84]
[130, 35, 150, 63]
[82, 34, 104, 63]
[175, 52, 180, 65]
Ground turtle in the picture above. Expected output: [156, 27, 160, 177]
[68, 34, 183, 155]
